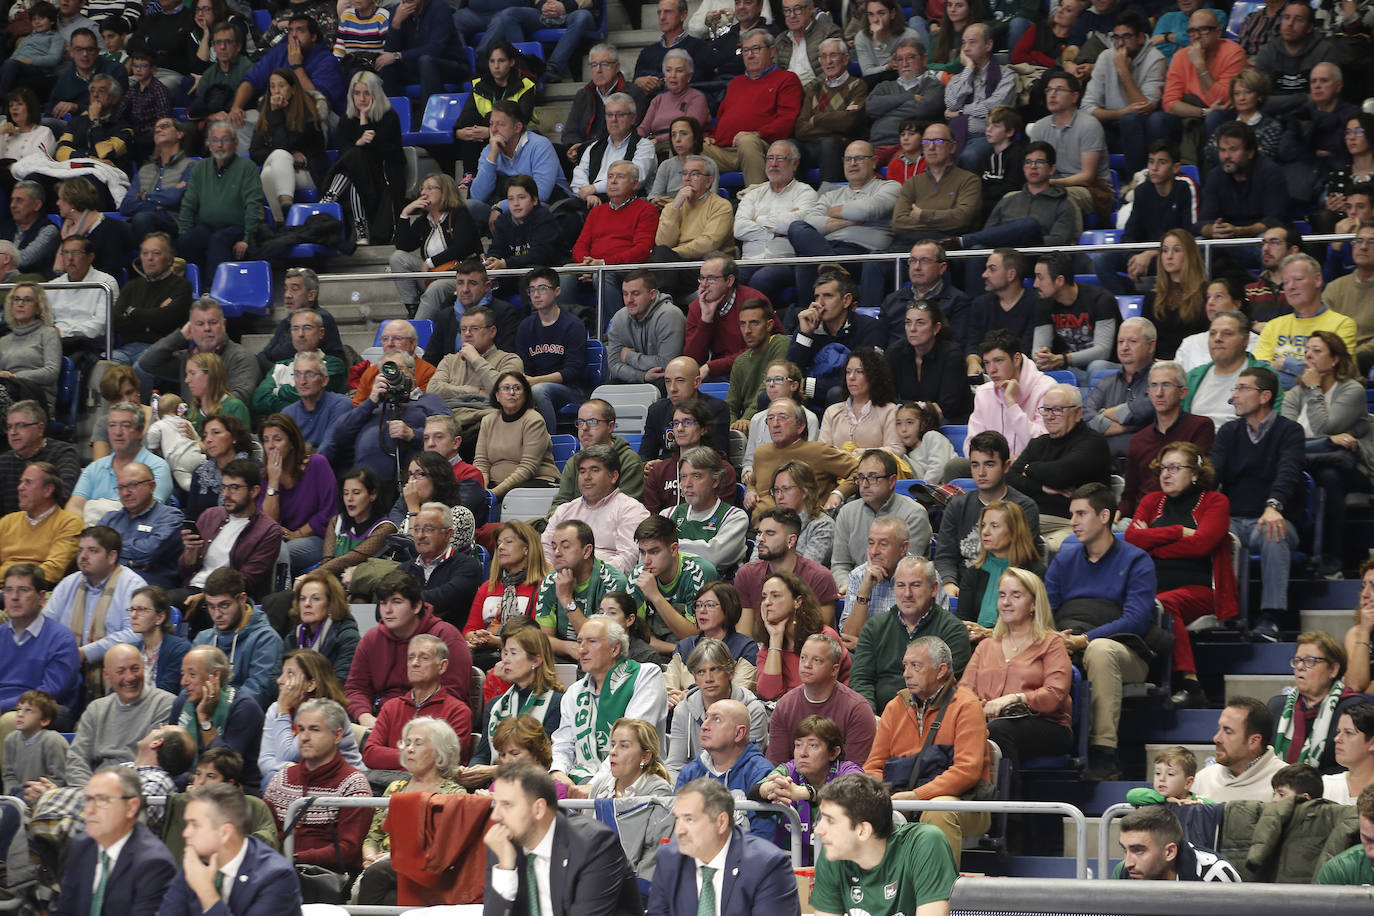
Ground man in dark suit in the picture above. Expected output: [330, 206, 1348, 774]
[483, 761, 642, 916]
[647, 778, 800, 916]
[54, 766, 177, 916]
[156, 782, 302, 916]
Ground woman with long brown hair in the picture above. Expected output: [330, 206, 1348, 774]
[1280, 330, 1373, 579]
[259, 648, 363, 789]
[1145, 229, 1209, 358]
[249, 66, 327, 223]
[959, 500, 1045, 642]
[756, 571, 850, 700]
[259, 412, 337, 571]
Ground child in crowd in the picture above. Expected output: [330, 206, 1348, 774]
[1126, 746, 1207, 805]
[886, 117, 926, 184]
[144, 393, 205, 490]
[895, 400, 954, 484]
[2, 690, 67, 797]
[1271, 764, 1324, 802]
[99, 16, 130, 69]
[0, 1, 63, 93]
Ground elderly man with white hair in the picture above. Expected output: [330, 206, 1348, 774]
[732, 139, 818, 306]
[794, 37, 866, 183]
[571, 92, 658, 207]
[351, 319, 438, 405]
[176, 120, 263, 275]
[549, 614, 668, 788]
[1082, 317, 1158, 457]
[567, 159, 660, 318]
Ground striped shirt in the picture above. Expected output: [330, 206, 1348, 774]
[333, 7, 390, 58]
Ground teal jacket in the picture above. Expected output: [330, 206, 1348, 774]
[1182, 353, 1284, 414]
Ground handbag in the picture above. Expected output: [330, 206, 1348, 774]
[281, 797, 352, 905]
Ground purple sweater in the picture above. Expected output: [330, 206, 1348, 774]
[256, 453, 337, 537]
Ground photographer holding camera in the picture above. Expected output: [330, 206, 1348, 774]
[324, 351, 454, 501]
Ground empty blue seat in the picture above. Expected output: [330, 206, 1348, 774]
[185, 262, 200, 298]
[209, 261, 272, 317]
[1046, 369, 1077, 384]
[404, 93, 470, 146]
[940, 424, 968, 455]
[1116, 295, 1144, 319]
[699, 382, 729, 400]
[551, 434, 578, 469]
[1079, 230, 1121, 245]
[50, 357, 80, 439]
[855, 306, 880, 319]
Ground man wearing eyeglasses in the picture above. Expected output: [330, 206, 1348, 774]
[175, 459, 283, 613]
[772, 0, 838, 89]
[51, 765, 177, 916]
[188, 22, 250, 121]
[1209, 365, 1303, 641]
[427, 307, 522, 434]
[558, 45, 647, 169]
[831, 449, 929, 595]
[703, 30, 803, 188]
[571, 93, 658, 208]
[685, 253, 772, 382]
[1083, 11, 1165, 177]
[651, 156, 735, 302]
[1082, 317, 1158, 458]
[282, 351, 352, 450]
[1150, 9, 1245, 147]
[48, 26, 126, 120]
[1119, 360, 1214, 520]
[866, 37, 945, 152]
[1325, 220, 1374, 373]
[251, 309, 347, 418]
[890, 125, 980, 255]
[396, 502, 482, 629]
[95, 462, 182, 589]
[945, 24, 1016, 171]
[1024, 71, 1113, 220]
[0, 400, 80, 516]
[1006, 383, 1112, 545]
[549, 400, 645, 519]
[48, 236, 120, 364]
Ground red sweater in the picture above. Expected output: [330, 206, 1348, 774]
[462, 580, 539, 635]
[683, 285, 772, 378]
[263, 752, 372, 869]
[1124, 488, 1240, 620]
[363, 686, 474, 769]
[571, 198, 659, 264]
[344, 611, 472, 720]
[711, 67, 804, 148]
[451, 459, 484, 486]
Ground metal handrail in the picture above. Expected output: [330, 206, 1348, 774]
[277, 793, 806, 867]
[1098, 802, 1136, 880]
[0, 279, 118, 358]
[312, 233, 1354, 334]
[890, 799, 1092, 879]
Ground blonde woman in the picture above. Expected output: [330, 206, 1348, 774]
[465, 621, 564, 783]
[0, 282, 60, 412]
[577, 718, 673, 800]
[958, 566, 1073, 768]
[319, 70, 403, 244]
[389, 173, 481, 320]
[183, 351, 249, 432]
[958, 500, 1044, 640]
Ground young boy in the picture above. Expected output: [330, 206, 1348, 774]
[1096, 139, 1199, 292]
[0, 1, 64, 92]
[98, 16, 130, 70]
[2, 690, 68, 796]
[886, 118, 926, 185]
[1126, 746, 1206, 805]
[1271, 764, 1324, 802]
[976, 106, 1027, 220]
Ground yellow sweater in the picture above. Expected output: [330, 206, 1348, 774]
[654, 192, 736, 259]
[0, 507, 82, 585]
[1254, 307, 1357, 365]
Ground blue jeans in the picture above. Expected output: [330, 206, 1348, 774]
[479, 6, 596, 71]
[957, 133, 992, 172]
[739, 264, 794, 310]
[1232, 515, 1298, 613]
[130, 209, 178, 241]
[786, 223, 887, 306]
[179, 224, 242, 279]
[1005, 16, 1033, 50]
[287, 535, 324, 572]
[110, 341, 151, 367]
[531, 381, 583, 431]
[452, 0, 508, 40]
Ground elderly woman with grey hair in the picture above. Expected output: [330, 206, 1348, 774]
[0, 282, 60, 411]
[637, 49, 712, 153]
[664, 637, 769, 782]
[357, 715, 467, 905]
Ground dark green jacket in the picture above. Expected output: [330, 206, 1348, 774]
[850, 603, 972, 713]
[178, 155, 263, 241]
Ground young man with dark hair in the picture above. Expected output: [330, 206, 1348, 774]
[626, 515, 718, 655]
[1094, 140, 1198, 293]
[515, 265, 589, 433]
[965, 249, 1040, 376]
[1085, 11, 1166, 177]
[810, 773, 958, 916]
[1032, 252, 1120, 382]
[533, 520, 631, 658]
[178, 458, 283, 605]
[1114, 805, 1241, 881]
[1191, 696, 1287, 801]
[0, 563, 80, 739]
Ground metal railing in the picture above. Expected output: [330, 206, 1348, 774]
[314, 233, 1353, 335]
[891, 799, 1091, 879]
[281, 795, 389, 862]
[0, 280, 118, 358]
[1098, 802, 1135, 880]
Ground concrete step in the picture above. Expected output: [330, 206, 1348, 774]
[1224, 673, 1290, 704]
[1300, 608, 1353, 644]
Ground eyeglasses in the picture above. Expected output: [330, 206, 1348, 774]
[854, 473, 893, 485]
[1352, 238, 1374, 247]
[782, 4, 808, 13]
[70, 44, 98, 53]
[910, 257, 941, 266]
[1158, 463, 1193, 474]
[83, 794, 134, 809]
[1231, 384, 1260, 393]
[460, 323, 492, 333]
[574, 417, 604, 428]
[221, 483, 250, 492]
[1038, 405, 1071, 416]
[116, 479, 154, 492]
[1109, 31, 1134, 42]
[670, 418, 697, 428]
[693, 599, 721, 611]
[770, 484, 797, 496]
[683, 170, 708, 179]
[1185, 25, 1216, 35]
[741, 44, 769, 54]
[604, 110, 633, 119]
[498, 384, 524, 394]
[5, 421, 40, 432]
[698, 274, 725, 284]
[921, 138, 949, 147]
[763, 376, 790, 385]
[211, 37, 236, 46]
[291, 370, 322, 380]
[526, 284, 555, 295]
[588, 59, 616, 69]
[1024, 158, 1050, 167]
[765, 155, 794, 163]
[1289, 655, 1330, 669]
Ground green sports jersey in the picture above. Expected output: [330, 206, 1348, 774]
[533, 560, 630, 640]
[1315, 843, 1374, 885]
[811, 822, 958, 916]
[626, 553, 717, 641]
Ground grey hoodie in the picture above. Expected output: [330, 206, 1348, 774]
[605, 290, 687, 383]
[1253, 32, 1334, 107]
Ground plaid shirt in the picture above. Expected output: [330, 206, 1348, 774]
[1236, 5, 1281, 55]
[119, 77, 172, 137]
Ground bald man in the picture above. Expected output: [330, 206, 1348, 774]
[351, 320, 439, 405]
[98, 462, 184, 588]
[639, 356, 732, 462]
[62, 644, 176, 786]
[674, 699, 775, 838]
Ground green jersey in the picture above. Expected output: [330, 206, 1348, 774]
[1315, 843, 1374, 885]
[811, 822, 958, 916]
[533, 560, 629, 640]
[626, 553, 717, 641]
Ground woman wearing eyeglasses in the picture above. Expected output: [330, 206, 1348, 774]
[643, 398, 736, 513]
[1269, 630, 1364, 774]
[473, 371, 559, 499]
[0, 283, 59, 412]
[1314, 112, 1374, 235]
[258, 412, 337, 571]
[1124, 442, 1238, 710]
[128, 584, 192, 695]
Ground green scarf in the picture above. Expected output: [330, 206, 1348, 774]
[1272, 678, 1344, 766]
[569, 658, 641, 783]
[487, 684, 554, 749]
[179, 686, 237, 760]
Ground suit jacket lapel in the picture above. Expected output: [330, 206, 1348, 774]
[719, 828, 744, 912]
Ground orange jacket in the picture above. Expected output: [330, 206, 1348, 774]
[386, 792, 492, 906]
[863, 682, 990, 799]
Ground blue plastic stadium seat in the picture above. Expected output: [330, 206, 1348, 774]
[282, 202, 344, 258]
[1116, 295, 1144, 319]
[185, 262, 200, 298]
[854, 306, 880, 320]
[252, 8, 272, 32]
[551, 434, 578, 469]
[209, 261, 272, 317]
[1079, 230, 1121, 245]
[940, 424, 968, 455]
[1046, 369, 1077, 384]
[388, 97, 412, 131]
[559, 342, 607, 423]
[404, 93, 470, 146]
[699, 382, 729, 400]
[50, 357, 80, 439]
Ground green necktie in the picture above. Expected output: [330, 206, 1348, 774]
[526, 853, 541, 916]
[214, 872, 225, 899]
[90, 851, 110, 916]
[698, 865, 717, 916]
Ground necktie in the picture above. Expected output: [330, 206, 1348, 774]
[214, 872, 225, 900]
[90, 851, 110, 916]
[526, 854, 541, 916]
[698, 865, 717, 916]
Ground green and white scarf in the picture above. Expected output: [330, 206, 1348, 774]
[1273, 678, 1345, 766]
[179, 686, 237, 761]
[569, 658, 641, 783]
[486, 684, 554, 749]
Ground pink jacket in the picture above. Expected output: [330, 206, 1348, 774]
[965, 356, 1055, 456]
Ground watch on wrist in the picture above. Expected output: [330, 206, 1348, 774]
[266, 487, 278, 496]
[1265, 498, 1283, 513]
[199, 719, 213, 731]
[564, 600, 578, 614]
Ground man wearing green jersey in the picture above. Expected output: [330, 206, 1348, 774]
[811, 773, 958, 916]
[1316, 783, 1374, 886]
[627, 515, 717, 656]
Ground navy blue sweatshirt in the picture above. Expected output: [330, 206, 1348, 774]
[1122, 176, 1199, 242]
[515, 310, 588, 389]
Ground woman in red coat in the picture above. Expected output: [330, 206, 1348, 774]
[1125, 441, 1239, 711]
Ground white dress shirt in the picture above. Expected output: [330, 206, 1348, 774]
[492, 818, 557, 915]
[693, 832, 732, 916]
